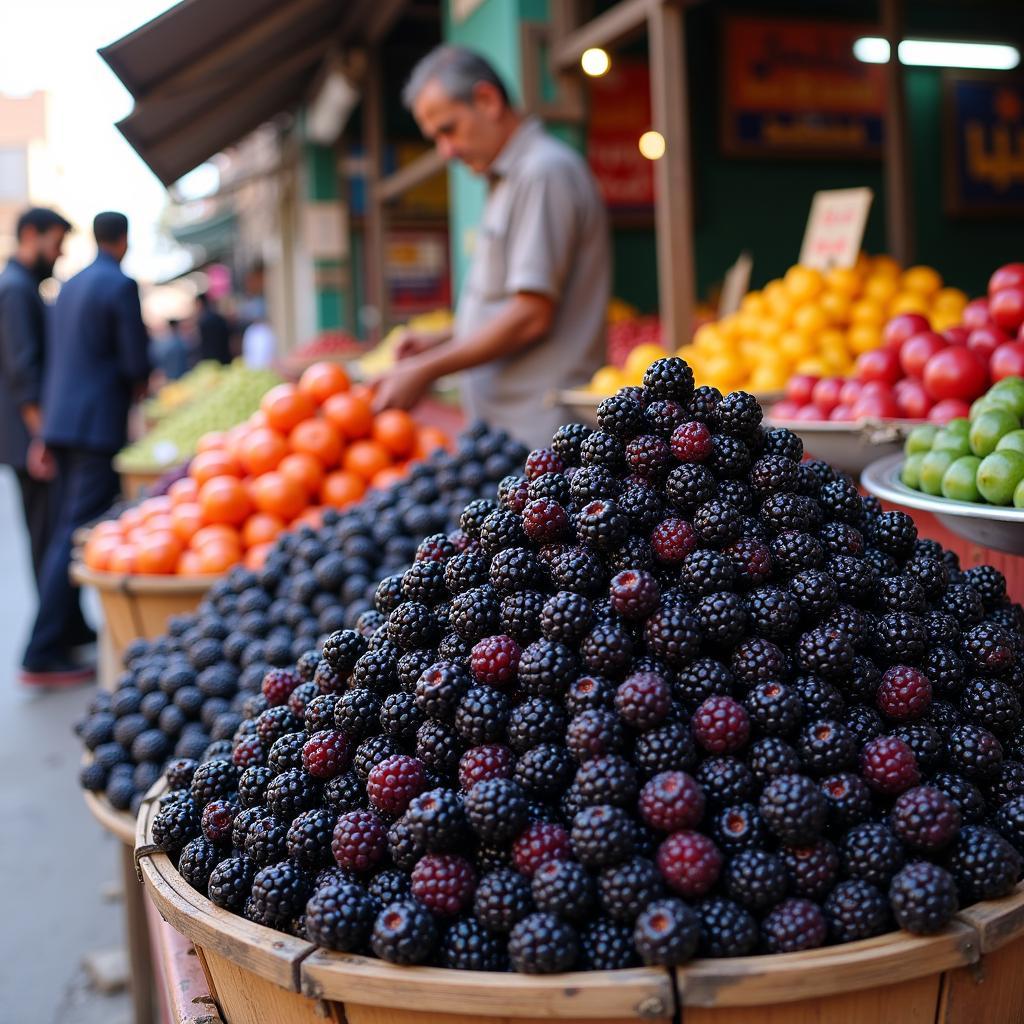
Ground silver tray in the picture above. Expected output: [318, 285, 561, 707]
[765, 416, 918, 476]
[861, 452, 1024, 556]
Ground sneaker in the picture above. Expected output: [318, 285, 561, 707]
[19, 659, 95, 688]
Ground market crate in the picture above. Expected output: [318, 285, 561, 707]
[113, 455, 171, 501]
[136, 784, 1024, 1024]
[70, 562, 215, 676]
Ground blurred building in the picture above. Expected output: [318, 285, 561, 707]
[0, 92, 49, 258]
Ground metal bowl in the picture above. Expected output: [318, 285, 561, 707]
[862, 453, 1024, 555]
[766, 416, 918, 476]
[558, 389, 786, 429]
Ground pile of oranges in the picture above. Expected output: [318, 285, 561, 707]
[82, 362, 449, 576]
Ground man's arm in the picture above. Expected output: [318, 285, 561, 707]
[0, 285, 44, 432]
[112, 277, 151, 383]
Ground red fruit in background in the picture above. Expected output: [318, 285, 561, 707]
[899, 332, 947, 380]
[943, 326, 970, 346]
[811, 377, 844, 414]
[785, 374, 818, 405]
[990, 263, 1024, 295]
[928, 398, 971, 424]
[794, 404, 827, 421]
[991, 341, 1024, 381]
[962, 298, 992, 330]
[990, 287, 1024, 333]
[883, 313, 930, 349]
[853, 391, 901, 420]
[829, 405, 856, 421]
[967, 324, 1009, 358]
[839, 379, 863, 406]
[894, 379, 931, 419]
[922, 347, 988, 401]
[770, 399, 801, 419]
[855, 347, 902, 386]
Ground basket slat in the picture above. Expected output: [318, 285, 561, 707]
[954, 881, 1024, 954]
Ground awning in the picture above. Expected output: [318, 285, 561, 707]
[101, 0, 402, 186]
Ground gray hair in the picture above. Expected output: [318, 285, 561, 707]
[402, 45, 510, 109]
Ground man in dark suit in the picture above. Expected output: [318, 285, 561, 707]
[195, 291, 231, 364]
[0, 207, 71, 584]
[21, 211, 150, 685]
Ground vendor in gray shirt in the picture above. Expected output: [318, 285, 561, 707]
[372, 46, 610, 450]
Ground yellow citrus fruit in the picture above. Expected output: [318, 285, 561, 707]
[784, 265, 824, 303]
[864, 275, 900, 305]
[589, 366, 622, 395]
[818, 327, 848, 353]
[933, 287, 968, 313]
[848, 323, 882, 354]
[871, 254, 902, 278]
[779, 330, 815, 362]
[901, 265, 942, 297]
[749, 364, 789, 391]
[793, 305, 831, 337]
[819, 291, 852, 325]
[850, 300, 887, 327]
[623, 343, 667, 378]
[763, 281, 794, 323]
[795, 357, 830, 376]
[740, 291, 767, 317]
[930, 310, 962, 332]
[823, 266, 863, 298]
[890, 292, 931, 316]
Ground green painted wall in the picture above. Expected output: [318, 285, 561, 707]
[304, 142, 350, 332]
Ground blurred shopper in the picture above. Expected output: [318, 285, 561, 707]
[372, 46, 609, 449]
[241, 299, 276, 369]
[0, 207, 70, 586]
[196, 291, 231, 364]
[149, 317, 189, 382]
[22, 212, 150, 686]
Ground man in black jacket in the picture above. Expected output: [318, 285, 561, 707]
[196, 292, 231, 364]
[0, 207, 71, 584]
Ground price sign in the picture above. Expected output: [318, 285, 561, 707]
[798, 187, 874, 270]
[718, 252, 753, 317]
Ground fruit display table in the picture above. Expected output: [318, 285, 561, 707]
[135, 787, 1024, 1024]
[114, 456, 174, 501]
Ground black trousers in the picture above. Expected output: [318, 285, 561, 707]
[14, 468, 51, 586]
[23, 448, 118, 669]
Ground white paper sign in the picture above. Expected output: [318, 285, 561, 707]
[798, 188, 874, 270]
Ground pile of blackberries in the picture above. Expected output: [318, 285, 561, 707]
[151, 359, 1024, 972]
[77, 424, 526, 812]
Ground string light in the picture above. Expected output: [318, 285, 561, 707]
[581, 48, 611, 77]
[638, 130, 666, 161]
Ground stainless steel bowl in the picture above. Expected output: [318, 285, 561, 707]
[766, 417, 918, 477]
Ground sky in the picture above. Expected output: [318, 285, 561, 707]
[0, 0, 191, 283]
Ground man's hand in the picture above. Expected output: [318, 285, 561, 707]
[26, 438, 56, 481]
[395, 328, 448, 361]
[370, 361, 434, 412]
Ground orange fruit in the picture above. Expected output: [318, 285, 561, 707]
[237, 426, 289, 477]
[261, 383, 316, 434]
[370, 465, 406, 490]
[223, 423, 251, 462]
[146, 513, 176, 536]
[83, 533, 121, 571]
[244, 542, 273, 571]
[119, 507, 146, 533]
[139, 496, 173, 519]
[195, 431, 227, 453]
[321, 470, 366, 508]
[177, 549, 204, 575]
[250, 471, 307, 521]
[291, 506, 325, 530]
[279, 452, 325, 496]
[167, 477, 199, 506]
[135, 531, 183, 574]
[191, 523, 241, 552]
[342, 439, 392, 483]
[290, 418, 343, 468]
[323, 392, 373, 441]
[190, 449, 241, 485]
[198, 475, 252, 526]
[298, 362, 350, 404]
[242, 512, 285, 548]
[196, 539, 241, 574]
[170, 503, 204, 543]
[91, 520, 124, 539]
[414, 426, 449, 459]
[372, 409, 417, 458]
[108, 543, 138, 574]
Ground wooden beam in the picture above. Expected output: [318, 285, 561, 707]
[648, 0, 695, 348]
[521, 22, 585, 123]
[363, 0, 409, 43]
[363, 48, 389, 342]
[374, 149, 446, 204]
[551, 0, 653, 73]
[881, 0, 914, 264]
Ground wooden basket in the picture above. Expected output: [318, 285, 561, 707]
[71, 562, 215, 673]
[114, 462, 170, 501]
[83, 787, 136, 846]
[136, 786, 1024, 1024]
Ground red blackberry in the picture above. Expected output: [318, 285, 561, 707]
[615, 672, 671, 731]
[410, 853, 477, 917]
[371, 899, 438, 964]
[458, 744, 513, 791]
[692, 696, 750, 754]
[301, 730, 352, 780]
[724, 537, 772, 587]
[657, 830, 722, 898]
[639, 771, 705, 832]
[512, 821, 572, 877]
[696, 896, 758, 958]
[232, 734, 265, 770]
[840, 821, 906, 887]
[332, 810, 387, 873]
[963, 623, 1015, 676]
[781, 839, 839, 900]
[670, 421, 713, 463]
[861, 735, 920, 795]
[877, 666, 932, 721]
[405, 788, 467, 852]
[200, 799, 237, 846]
[521, 497, 569, 544]
[710, 802, 765, 852]
[469, 634, 520, 688]
[633, 898, 699, 967]
[608, 570, 660, 620]
[759, 773, 826, 843]
[947, 825, 1022, 902]
[723, 848, 787, 911]
[649, 516, 697, 565]
[744, 682, 802, 738]
[644, 606, 702, 667]
[509, 912, 580, 974]
[761, 898, 826, 953]
[366, 754, 426, 815]
[889, 862, 958, 934]
[948, 723, 1004, 782]
[465, 778, 530, 844]
[262, 667, 301, 706]
[524, 447, 565, 480]
[890, 785, 961, 850]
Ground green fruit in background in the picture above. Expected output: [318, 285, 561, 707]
[969, 408, 1020, 457]
[919, 450, 957, 495]
[932, 429, 971, 458]
[977, 449, 1024, 506]
[996, 429, 1024, 456]
[970, 393, 1018, 420]
[901, 453, 925, 489]
[990, 376, 1024, 410]
[1014, 478, 1024, 508]
[945, 418, 971, 438]
[905, 425, 938, 455]
[941, 456, 982, 503]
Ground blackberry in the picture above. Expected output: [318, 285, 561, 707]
[402, 560, 447, 605]
[200, 799, 237, 846]
[286, 808, 335, 869]
[947, 825, 1022, 902]
[711, 803, 765, 852]
[573, 755, 638, 809]
[353, 735, 401, 781]
[644, 606, 702, 667]
[638, 771, 704, 832]
[797, 629, 854, 680]
[844, 703, 885, 747]
[922, 647, 965, 698]
[335, 689, 382, 739]
[818, 522, 864, 558]
[464, 778, 529, 844]
[578, 919, 638, 970]
[238, 766, 274, 809]
[874, 574, 927, 615]
[625, 435, 672, 480]
[713, 390, 762, 437]
[988, 759, 1024, 807]
[439, 917, 507, 972]
[675, 658, 734, 711]
[643, 356, 694, 402]
[607, 533, 656, 574]
[759, 773, 826, 844]
[868, 510, 917, 557]
[178, 837, 221, 892]
[696, 896, 758, 958]
[962, 623, 1015, 675]
[798, 719, 856, 775]
[819, 773, 873, 833]
[371, 900, 438, 965]
[551, 422, 593, 464]
[823, 879, 890, 943]
[525, 446, 566, 480]
[634, 722, 698, 776]
[948, 723, 1004, 781]
[693, 500, 743, 547]
[679, 550, 737, 597]
[964, 564, 1008, 608]
[615, 672, 671, 731]
[597, 391, 643, 436]
[451, 687, 509, 747]
[580, 431, 626, 474]
[244, 815, 290, 868]
[746, 587, 802, 641]
[656, 830, 722, 898]
[352, 647, 398, 694]
[375, 574, 407, 615]
[414, 662, 471, 722]
[781, 839, 839, 900]
[940, 583, 985, 626]
[770, 531, 825, 575]
[266, 769, 321, 820]
[305, 880, 377, 952]
[960, 676, 1020, 735]
[528, 471, 572, 505]
[366, 755, 426, 816]
[379, 691, 425, 740]
[749, 454, 799, 497]
[761, 898, 826, 953]
[509, 912, 579, 974]
[152, 798, 199, 854]
[788, 570, 837, 620]
[747, 737, 801, 784]
[323, 770, 368, 816]
[540, 592, 594, 645]
[760, 493, 819, 534]
[731, 637, 788, 685]
[724, 538, 773, 588]
[745, 682, 803, 738]
[190, 759, 240, 806]
[404, 788, 467, 853]
[519, 639, 580, 698]
[574, 498, 628, 551]
[508, 697, 566, 753]
[903, 556, 950, 600]
[415, 719, 461, 777]
[490, 546, 544, 595]
[568, 804, 634, 867]
[993, 795, 1024, 853]
[566, 674, 616, 715]
[724, 848, 787, 911]
[889, 785, 961, 852]
[208, 856, 256, 912]
[650, 516, 698, 564]
[692, 696, 750, 754]
[889, 862, 958, 934]
[449, 586, 501, 642]
[840, 821, 906, 888]
[633, 898, 699, 966]
[515, 744, 575, 800]
[444, 551, 490, 596]
[930, 772, 987, 824]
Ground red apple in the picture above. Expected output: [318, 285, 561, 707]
[852, 391, 901, 419]
[859, 380, 892, 398]
[855, 347, 903, 386]
[794, 404, 827, 421]
[990, 287, 1024, 333]
[770, 400, 801, 419]
[829, 405, 856, 421]
[839, 379, 863, 406]
[894, 379, 931, 419]
[811, 377, 844, 415]
[928, 398, 971, 424]
[882, 313, 930, 350]
[991, 341, 1024, 381]
[962, 297, 992, 330]
[785, 374, 818, 405]
[899, 331, 947, 380]
[990, 262, 1024, 295]
[966, 324, 1009, 358]
[943, 326, 970, 346]
[922, 347, 989, 401]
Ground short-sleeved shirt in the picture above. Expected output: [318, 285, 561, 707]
[455, 117, 609, 449]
